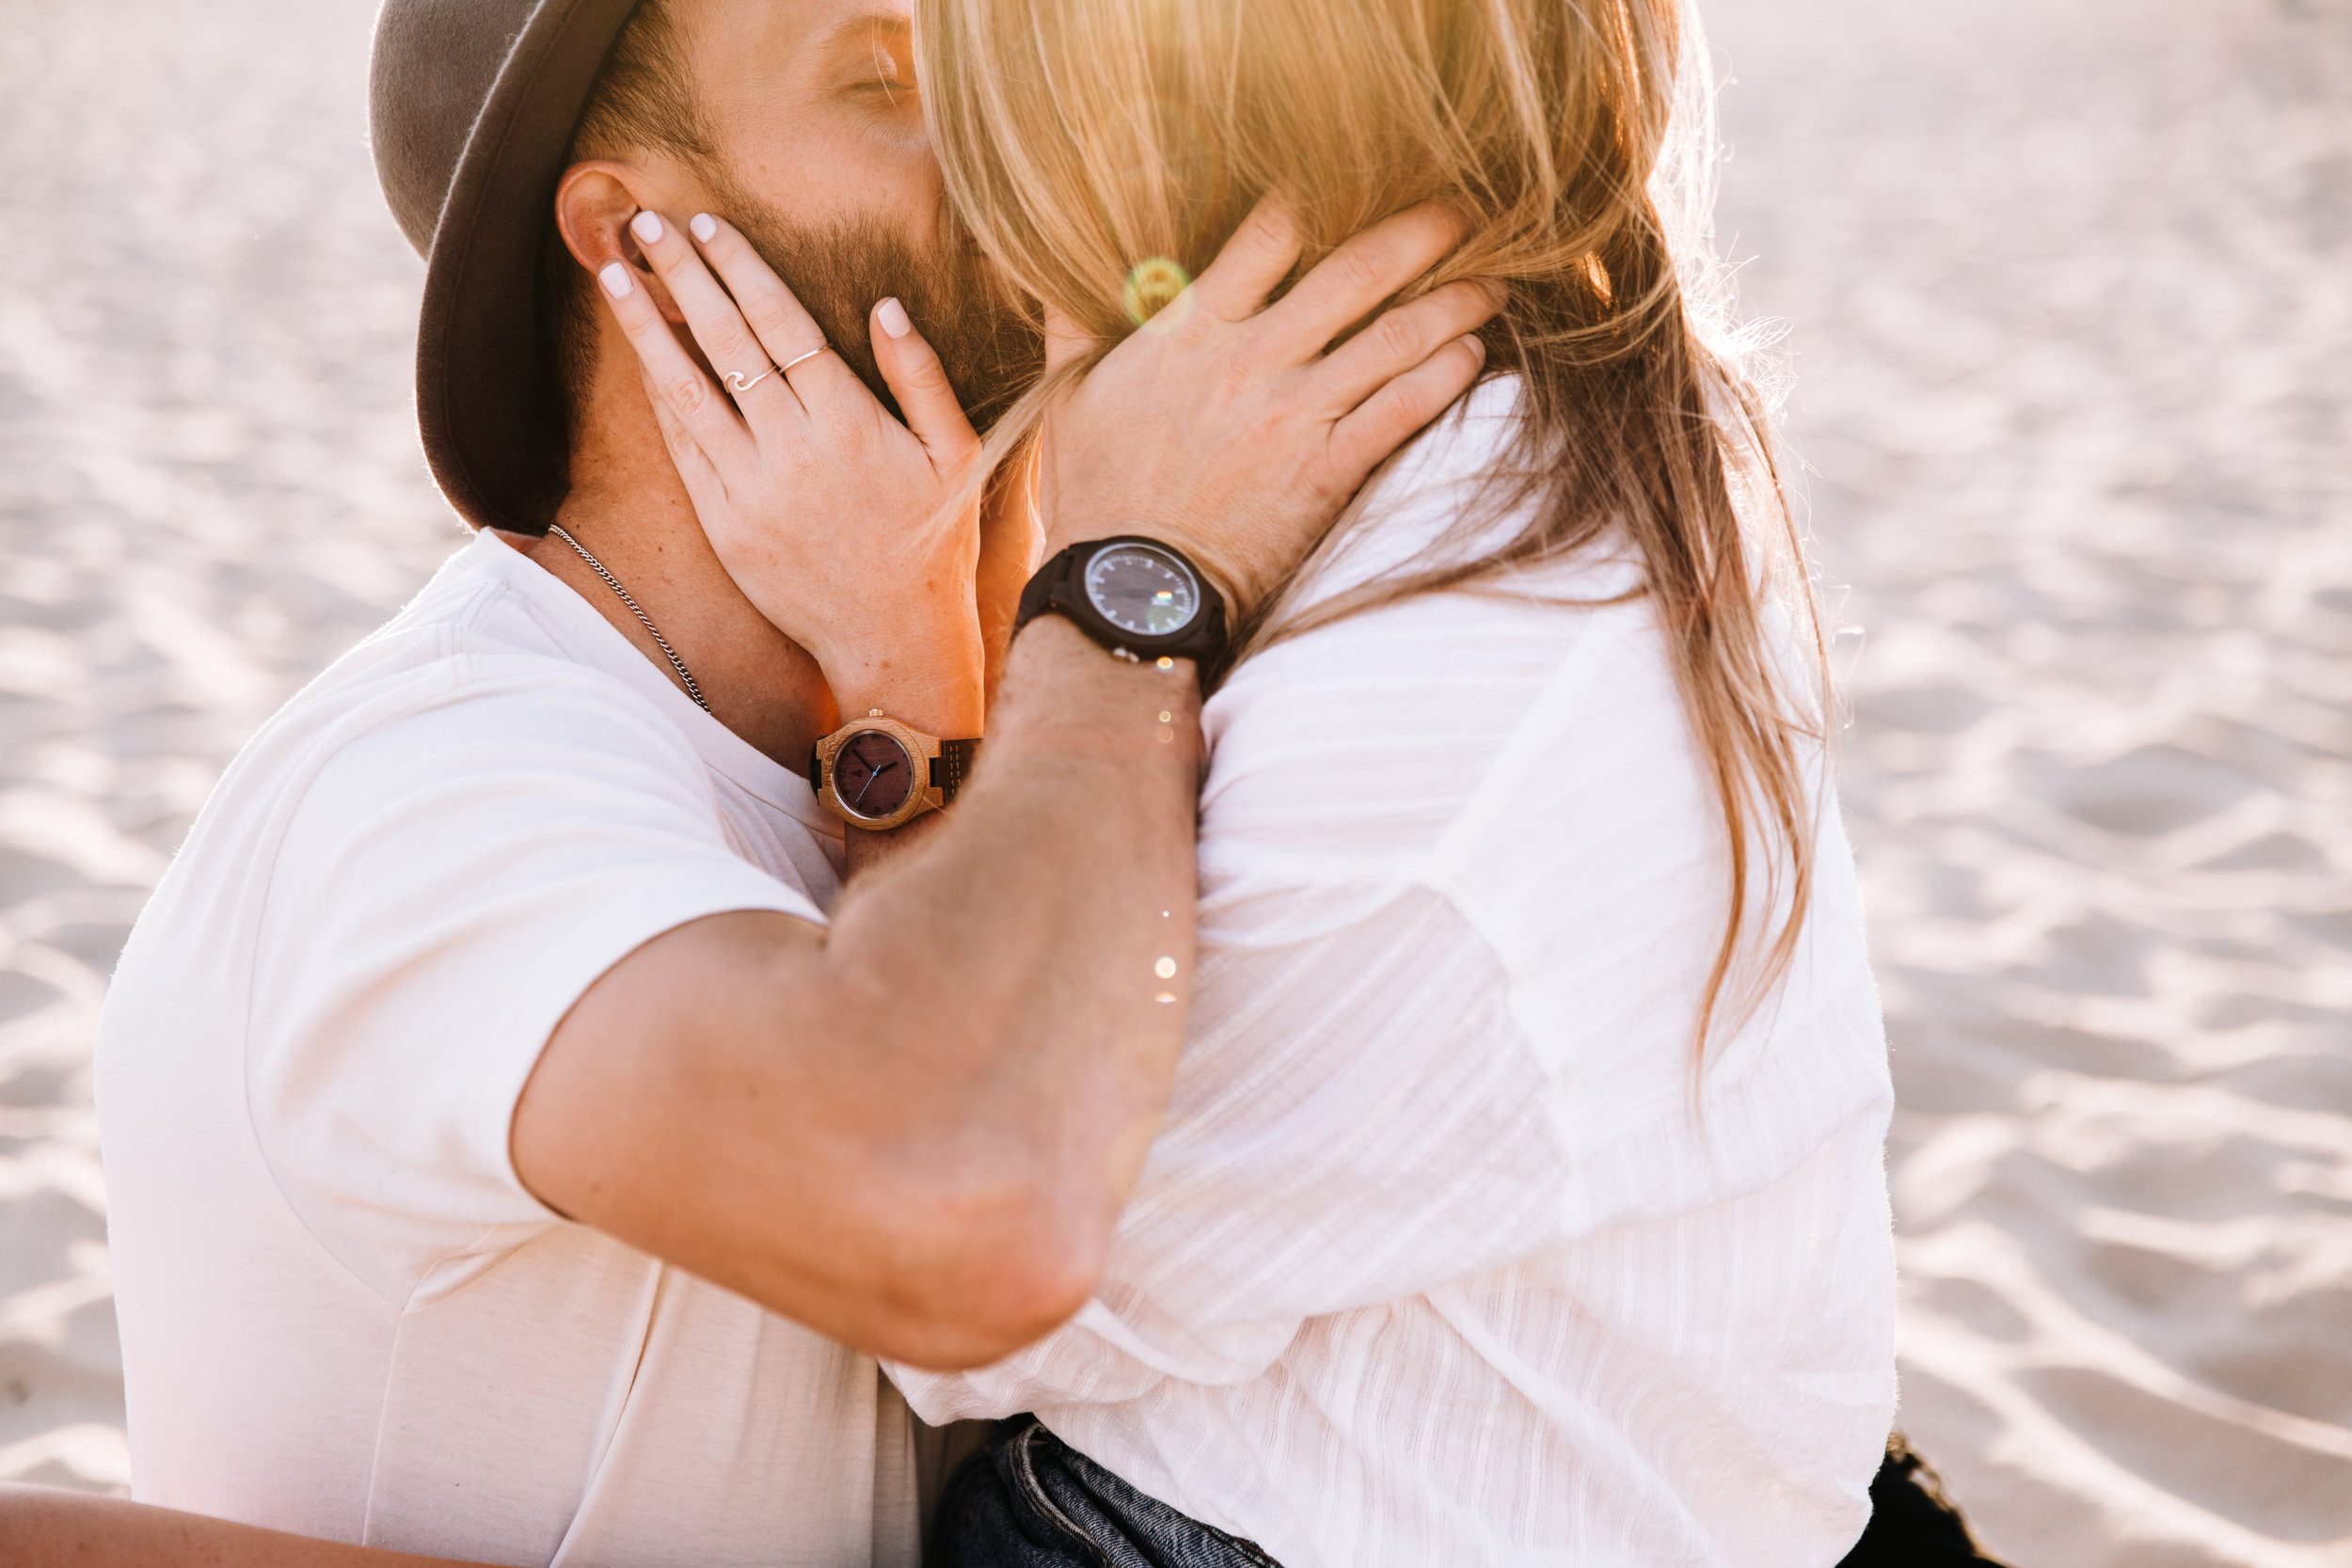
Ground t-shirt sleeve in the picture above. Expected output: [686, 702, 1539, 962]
[247, 661, 821, 1304]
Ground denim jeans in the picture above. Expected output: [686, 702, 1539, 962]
[933, 1418, 2000, 1568]
[931, 1415, 1284, 1568]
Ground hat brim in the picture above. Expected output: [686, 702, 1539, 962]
[416, 0, 644, 535]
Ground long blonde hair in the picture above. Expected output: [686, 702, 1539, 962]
[918, 0, 1827, 1061]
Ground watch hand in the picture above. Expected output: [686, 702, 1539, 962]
[850, 760, 898, 810]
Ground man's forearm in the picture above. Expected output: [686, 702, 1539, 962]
[0, 1485, 483, 1568]
[833, 611, 1201, 1183]
[777, 613, 1206, 1355]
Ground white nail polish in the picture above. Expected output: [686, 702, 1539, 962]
[876, 297, 912, 340]
[599, 261, 633, 298]
[691, 213, 718, 243]
[629, 209, 664, 245]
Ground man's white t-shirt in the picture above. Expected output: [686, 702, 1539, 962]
[97, 533, 920, 1567]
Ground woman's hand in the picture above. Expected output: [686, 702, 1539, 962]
[1037, 198, 1503, 621]
[601, 208, 985, 736]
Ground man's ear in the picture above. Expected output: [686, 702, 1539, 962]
[555, 160, 690, 326]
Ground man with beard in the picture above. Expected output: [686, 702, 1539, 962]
[25, 0, 1502, 1562]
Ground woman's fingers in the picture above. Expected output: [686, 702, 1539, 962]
[1309, 277, 1505, 415]
[1258, 202, 1470, 363]
[681, 213, 869, 415]
[635, 363, 726, 505]
[597, 256, 755, 472]
[1184, 195, 1305, 325]
[626, 210, 801, 423]
[870, 297, 978, 470]
[1325, 333, 1487, 491]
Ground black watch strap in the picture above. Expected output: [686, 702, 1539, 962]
[929, 737, 979, 803]
[1009, 545, 1081, 642]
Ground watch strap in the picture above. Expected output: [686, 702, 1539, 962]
[1010, 546, 1075, 645]
[929, 737, 980, 803]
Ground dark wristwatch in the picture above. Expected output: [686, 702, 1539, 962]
[808, 710, 980, 830]
[1012, 536, 1230, 679]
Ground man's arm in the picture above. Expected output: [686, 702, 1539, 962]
[521, 198, 1501, 1370]
[513, 614, 1199, 1370]
[0, 1486, 485, 1568]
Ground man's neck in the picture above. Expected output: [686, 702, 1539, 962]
[507, 395, 836, 768]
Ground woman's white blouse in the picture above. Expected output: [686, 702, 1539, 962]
[892, 379, 1897, 1567]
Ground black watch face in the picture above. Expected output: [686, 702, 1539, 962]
[1084, 543, 1201, 639]
[835, 729, 914, 820]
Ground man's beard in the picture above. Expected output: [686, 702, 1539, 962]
[715, 181, 1043, 434]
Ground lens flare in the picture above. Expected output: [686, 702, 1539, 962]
[1123, 257, 1191, 325]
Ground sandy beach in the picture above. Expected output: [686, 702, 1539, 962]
[1706, 0, 2352, 1560]
[2, 0, 2347, 1563]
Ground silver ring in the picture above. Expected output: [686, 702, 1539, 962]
[723, 364, 778, 394]
[778, 343, 830, 373]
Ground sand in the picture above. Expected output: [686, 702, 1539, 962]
[1705, 0, 2352, 1560]
[1, 0, 2346, 1561]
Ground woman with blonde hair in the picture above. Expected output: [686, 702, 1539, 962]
[878, 0, 1901, 1562]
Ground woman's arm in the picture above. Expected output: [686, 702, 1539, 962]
[0, 1484, 485, 1568]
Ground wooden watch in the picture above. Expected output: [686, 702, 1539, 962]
[808, 710, 980, 831]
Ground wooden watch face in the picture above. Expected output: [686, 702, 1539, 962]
[835, 730, 914, 820]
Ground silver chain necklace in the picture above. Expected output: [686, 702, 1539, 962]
[547, 523, 710, 711]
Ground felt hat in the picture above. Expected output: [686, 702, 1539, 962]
[370, 0, 645, 535]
